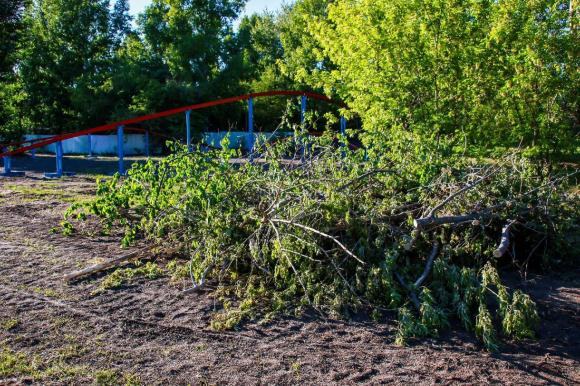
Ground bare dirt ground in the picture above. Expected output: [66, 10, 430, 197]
[1, 157, 579, 385]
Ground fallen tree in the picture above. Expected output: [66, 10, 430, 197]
[64, 136, 580, 350]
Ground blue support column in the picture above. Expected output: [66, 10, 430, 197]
[185, 110, 192, 152]
[44, 141, 74, 178]
[56, 141, 63, 176]
[87, 134, 93, 158]
[4, 152, 11, 173]
[247, 97, 254, 154]
[145, 130, 150, 158]
[117, 125, 125, 175]
[340, 116, 347, 137]
[31, 148, 36, 158]
[0, 147, 24, 176]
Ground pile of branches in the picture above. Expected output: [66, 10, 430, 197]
[65, 137, 579, 350]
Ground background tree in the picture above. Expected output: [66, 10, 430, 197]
[0, 0, 27, 141]
[110, 0, 132, 48]
[17, 0, 114, 133]
[308, 0, 579, 159]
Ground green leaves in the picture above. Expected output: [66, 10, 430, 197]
[502, 290, 539, 340]
[306, 0, 579, 159]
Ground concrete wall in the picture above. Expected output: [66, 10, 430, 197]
[25, 134, 148, 156]
[202, 131, 293, 150]
[25, 131, 293, 154]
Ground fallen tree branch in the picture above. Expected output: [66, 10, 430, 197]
[63, 247, 149, 282]
[426, 171, 496, 218]
[413, 170, 497, 231]
[414, 169, 579, 231]
[414, 241, 440, 288]
[270, 218, 365, 265]
[493, 220, 517, 258]
[414, 212, 491, 230]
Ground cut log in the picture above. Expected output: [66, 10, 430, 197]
[63, 248, 147, 282]
[493, 220, 517, 258]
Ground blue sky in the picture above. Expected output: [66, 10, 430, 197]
[128, 0, 287, 18]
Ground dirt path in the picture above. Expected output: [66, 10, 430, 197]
[0, 174, 579, 385]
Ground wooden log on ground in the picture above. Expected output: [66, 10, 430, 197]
[63, 248, 147, 282]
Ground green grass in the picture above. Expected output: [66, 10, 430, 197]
[94, 369, 142, 386]
[1, 344, 141, 384]
[32, 286, 61, 299]
[1, 318, 19, 331]
[3, 182, 93, 203]
[0, 346, 36, 377]
[94, 261, 164, 294]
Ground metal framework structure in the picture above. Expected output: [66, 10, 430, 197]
[1, 90, 347, 178]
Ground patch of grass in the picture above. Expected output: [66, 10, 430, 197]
[32, 286, 60, 298]
[95, 369, 142, 386]
[94, 369, 119, 385]
[94, 261, 163, 294]
[57, 343, 86, 361]
[0, 344, 139, 384]
[41, 362, 89, 382]
[0, 346, 37, 377]
[51, 316, 71, 329]
[4, 183, 92, 203]
[1, 318, 20, 331]
[291, 361, 301, 376]
[166, 259, 190, 282]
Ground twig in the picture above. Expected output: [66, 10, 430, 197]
[270, 218, 365, 265]
[493, 220, 517, 258]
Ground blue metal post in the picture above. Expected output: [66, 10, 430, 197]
[87, 134, 93, 157]
[44, 141, 75, 178]
[340, 116, 347, 137]
[117, 125, 124, 175]
[145, 130, 150, 157]
[31, 148, 36, 158]
[1, 148, 25, 177]
[247, 97, 254, 153]
[186, 110, 192, 152]
[4, 152, 11, 174]
[56, 141, 63, 176]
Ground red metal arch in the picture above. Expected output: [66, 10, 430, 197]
[1, 90, 345, 158]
